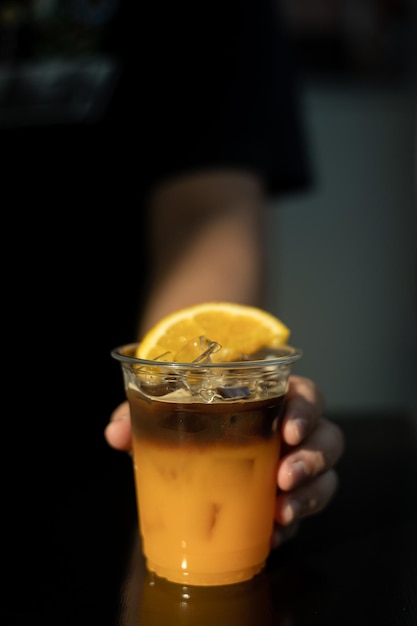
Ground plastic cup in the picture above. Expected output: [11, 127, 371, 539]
[111, 343, 301, 586]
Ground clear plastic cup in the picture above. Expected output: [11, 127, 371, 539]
[111, 342, 302, 586]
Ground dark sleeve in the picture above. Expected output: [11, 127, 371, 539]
[106, 0, 313, 197]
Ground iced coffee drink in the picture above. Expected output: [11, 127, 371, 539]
[112, 303, 301, 586]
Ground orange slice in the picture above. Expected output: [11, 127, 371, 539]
[135, 302, 290, 363]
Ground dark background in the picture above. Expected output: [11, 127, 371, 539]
[2, 1, 416, 623]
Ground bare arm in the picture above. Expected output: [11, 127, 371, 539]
[138, 169, 267, 336]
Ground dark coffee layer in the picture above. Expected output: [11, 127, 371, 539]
[127, 388, 286, 446]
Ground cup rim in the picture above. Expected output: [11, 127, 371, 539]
[111, 342, 303, 369]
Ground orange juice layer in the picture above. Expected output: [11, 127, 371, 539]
[132, 435, 280, 586]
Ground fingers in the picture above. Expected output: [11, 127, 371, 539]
[273, 373, 345, 532]
[281, 375, 325, 447]
[275, 469, 340, 526]
[275, 416, 345, 526]
[278, 417, 345, 491]
[104, 401, 132, 451]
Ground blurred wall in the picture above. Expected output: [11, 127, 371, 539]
[265, 83, 417, 415]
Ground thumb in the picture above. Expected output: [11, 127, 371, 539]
[105, 401, 132, 451]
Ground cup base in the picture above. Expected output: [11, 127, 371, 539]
[146, 559, 266, 587]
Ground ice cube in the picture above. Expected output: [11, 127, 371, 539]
[216, 386, 251, 400]
[140, 380, 180, 397]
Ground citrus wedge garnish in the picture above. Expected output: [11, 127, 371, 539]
[135, 302, 290, 363]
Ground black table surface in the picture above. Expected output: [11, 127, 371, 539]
[6, 413, 417, 626]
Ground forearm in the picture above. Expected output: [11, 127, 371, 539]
[138, 169, 267, 337]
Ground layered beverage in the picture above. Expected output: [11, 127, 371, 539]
[112, 341, 302, 586]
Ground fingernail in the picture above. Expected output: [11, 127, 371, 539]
[288, 460, 308, 485]
[293, 417, 308, 441]
[282, 498, 302, 525]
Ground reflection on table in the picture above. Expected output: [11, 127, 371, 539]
[120, 537, 282, 626]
